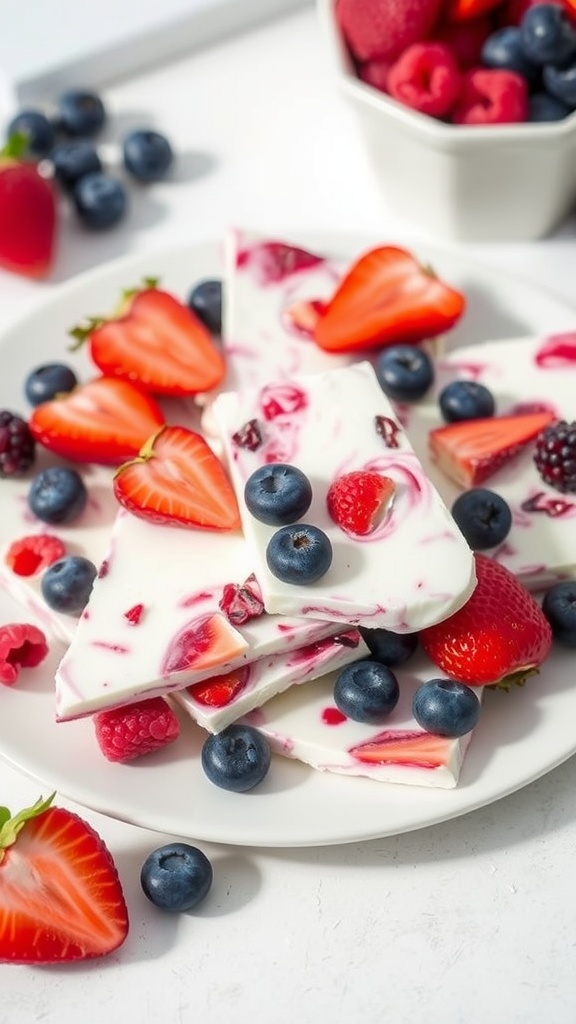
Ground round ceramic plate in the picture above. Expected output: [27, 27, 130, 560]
[0, 233, 575, 848]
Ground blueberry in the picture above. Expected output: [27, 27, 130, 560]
[57, 89, 106, 137]
[51, 140, 102, 192]
[24, 362, 78, 406]
[188, 279, 222, 335]
[520, 3, 576, 66]
[412, 678, 481, 738]
[451, 488, 512, 551]
[543, 60, 576, 107]
[334, 660, 400, 724]
[122, 129, 174, 182]
[6, 109, 55, 158]
[41, 555, 97, 614]
[482, 26, 541, 84]
[438, 380, 495, 423]
[28, 466, 88, 525]
[244, 463, 313, 526]
[201, 724, 271, 792]
[140, 842, 213, 912]
[528, 90, 573, 119]
[375, 344, 434, 402]
[542, 580, 576, 647]
[266, 524, 332, 584]
[358, 626, 419, 667]
[72, 172, 127, 229]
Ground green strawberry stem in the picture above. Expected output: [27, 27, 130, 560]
[1, 132, 31, 161]
[0, 792, 55, 861]
[492, 666, 539, 693]
[68, 277, 160, 347]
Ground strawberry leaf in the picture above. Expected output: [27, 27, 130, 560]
[0, 792, 55, 859]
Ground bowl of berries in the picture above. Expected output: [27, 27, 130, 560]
[319, 0, 576, 240]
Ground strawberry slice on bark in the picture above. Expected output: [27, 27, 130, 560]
[428, 410, 555, 488]
[327, 470, 396, 536]
[0, 794, 128, 963]
[72, 285, 225, 397]
[29, 376, 165, 465]
[314, 246, 466, 353]
[114, 424, 241, 530]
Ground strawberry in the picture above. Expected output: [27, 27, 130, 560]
[419, 553, 553, 686]
[444, 0, 504, 21]
[313, 246, 466, 353]
[71, 284, 225, 397]
[0, 793, 128, 962]
[113, 424, 241, 530]
[428, 410, 555, 488]
[336, 0, 444, 62]
[0, 623, 48, 685]
[326, 470, 396, 536]
[186, 666, 250, 708]
[28, 376, 165, 465]
[0, 136, 57, 279]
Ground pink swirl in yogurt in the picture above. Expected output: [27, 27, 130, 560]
[236, 241, 324, 285]
[534, 332, 576, 369]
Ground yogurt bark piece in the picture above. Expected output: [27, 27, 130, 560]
[55, 508, 346, 721]
[174, 627, 369, 733]
[242, 658, 482, 790]
[403, 333, 576, 590]
[213, 361, 476, 631]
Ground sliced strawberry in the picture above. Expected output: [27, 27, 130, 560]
[429, 410, 556, 488]
[113, 424, 241, 530]
[0, 794, 128, 962]
[72, 287, 225, 397]
[326, 470, 396, 536]
[161, 612, 248, 675]
[0, 141, 57, 279]
[283, 298, 327, 338]
[314, 246, 466, 353]
[349, 730, 454, 769]
[186, 665, 250, 707]
[28, 376, 165, 465]
[445, 0, 505, 21]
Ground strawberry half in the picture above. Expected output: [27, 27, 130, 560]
[419, 553, 553, 687]
[71, 285, 225, 397]
[428, 410, 555, 488]
[326, 470, 396, 536]
[113, 424, 241, 530]
[0, 793, 128, 963]
[0, 137, 57, 279]
[187, 666, 250, 708]
[313, 246, 466, 353]
[28, 376, 165, 464]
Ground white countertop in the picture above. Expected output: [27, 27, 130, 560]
[3, 9, 576, 1022]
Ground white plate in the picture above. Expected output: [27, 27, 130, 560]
[1, 233, 576, 848]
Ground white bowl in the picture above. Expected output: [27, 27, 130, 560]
[318, 0, 576, 241]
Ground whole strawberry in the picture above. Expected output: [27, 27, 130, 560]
[419, 553, 553, 687]
[0, 135, 57, 278]
[336, 0, 444, 62]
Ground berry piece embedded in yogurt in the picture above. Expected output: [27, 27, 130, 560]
[327, 470, 395, 537]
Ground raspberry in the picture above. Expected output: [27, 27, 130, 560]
[94, 696, 180, 763]
[387, 42, 462, 117]
[0, 410, 36, 477]
[533, 420, 576, 494]
[336, 0, 444, 62]
[0, 623, 49, 685]
[4, 534, 66, 576]
[451, 67, 528, 123]
[358, 57, 393, 92]
[326, 470, 396, 536]
[435, 14, 494, 68]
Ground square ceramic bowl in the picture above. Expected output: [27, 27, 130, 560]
[318, 0, 576, 241]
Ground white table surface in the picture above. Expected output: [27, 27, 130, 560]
[3, 9, 576, 1022]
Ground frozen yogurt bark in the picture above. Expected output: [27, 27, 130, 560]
[213, 361, 477, 631]
[403, 333, 576, 590]
[241, 656, 482, 789]
[174, 627, 369, 733]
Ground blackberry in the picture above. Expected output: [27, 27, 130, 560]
[0, 410, 36, 477]
[533, 420, 576, 494]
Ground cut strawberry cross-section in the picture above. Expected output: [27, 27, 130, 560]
[428, 410, 556, 489]
[314, 245, 466, 353]
[113, 424, 241, 530]
[0, 794, 129, 963]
